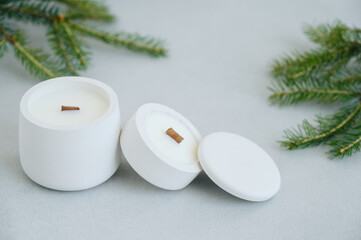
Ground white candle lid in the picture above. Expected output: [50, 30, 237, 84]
[198, 132, 281, 201]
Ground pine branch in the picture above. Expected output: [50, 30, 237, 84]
[1, 28, 65, 80]
[329, 122, 361, 158]
[272, 21, 361, 83]
[270, 21, 361, 158]
[271, 47, 359, 82]
[68, 22, 167, 57]
[269, 80, 360, 105]
[0, 1, 114, 23]
[64, 11, 114, 22]
[332, 73, 361, 87]
[48, 20, 76, 74]
[61, 21, 89, 69]
[303, 21, 351, 48]
[55, 0, 109, 13]
[0, 2, 57, 24]
[58, 0, 114, 22]
[0, 0, 168, 80]
[0, 36, 8, 58]
[0, 23, 8, 58]
[281, 101, 361, 150]
[13, 37, 56, 79]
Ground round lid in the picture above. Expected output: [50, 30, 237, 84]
[198, 132, 281, 202]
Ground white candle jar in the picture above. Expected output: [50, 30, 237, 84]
[19, 77, 121, 191]
[120, 103, 202, 190]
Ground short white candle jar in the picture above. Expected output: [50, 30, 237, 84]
[120, 103, 202, 190]
[19, 76, 121, 191]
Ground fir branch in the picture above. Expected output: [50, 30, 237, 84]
[329, 122, 361, 158]
[0, 2, 58, 24]
[64, 11, 114, 22]
[303, 21, 351, 48]
[272, 47, 358, 82]
[0, 36, 7, 58]
[47, 19, 90, 74]
[49, 20, 76, 74]
[2, 29, 65, 79]
[270, 21, 361, 157]
[0, 37, 5, 46]
[61, 21, 88, 68]
[272, 21, 361, 83]
[0, 0, 168, 80]
[68, 22, 167, 57]
[281, 101, 361, 150]
[0, 1, 113, 23]
[55, 0, 109, 13]
[269, 80, 360, 105]
[13, 38, 56, 79]
[58, 0, 114, 22]
[332, 73, 361, 87]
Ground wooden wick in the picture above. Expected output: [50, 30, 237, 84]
[61, 105, 80, 111]
[166, 128, 184, 143]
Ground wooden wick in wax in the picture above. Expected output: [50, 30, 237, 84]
[61, 105, 80, 111]
[166, 128, 184, 143]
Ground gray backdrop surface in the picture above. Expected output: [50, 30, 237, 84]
[1, 0, 361, 239]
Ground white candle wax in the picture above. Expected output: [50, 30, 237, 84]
[29, 85, 109, 126]
[145, 111, 198, 164]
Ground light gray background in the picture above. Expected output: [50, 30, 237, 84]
[1, 0, 361, 239]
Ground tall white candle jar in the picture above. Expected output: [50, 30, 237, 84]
[19, 76, 121, 191]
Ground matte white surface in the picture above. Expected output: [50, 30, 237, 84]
[198, 132, 280, 201]
[1, 0, 361, 239]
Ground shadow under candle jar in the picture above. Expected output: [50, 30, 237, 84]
[19, 76, 121, 191]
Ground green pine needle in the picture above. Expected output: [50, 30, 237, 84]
[0, 0, 167, 80]
[47, 21, 76, 74]
[12, 31, 63, 80]
[59, 0, 114, 22]
[0, 35, 7, 58]
[64, 11, 114, 22]
[269, 79, 360, 105]
[303, 21, 349, 48]
[56, 0, 110, 14]
[69, 22, 167, 57]
[47, 20, 90, 74]
[0, 1, 58, 24]
[281, 101, 361, 150]
[329, 122, 361, 158]
[272, 21, 361, 84]
[270, 21, 361, 158]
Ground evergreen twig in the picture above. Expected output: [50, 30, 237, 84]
[270, 21, 361, 158]
[269, 79, 360, 105]
[48, 20, 76, 74]
[0, 0, 167, 80]
[329, 122, 361, 158]
[281, 101, 361, 150]
[69, 22, 167, 57]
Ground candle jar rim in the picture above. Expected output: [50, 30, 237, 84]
[20, 76, 119, 131]
[135, 103, 202, 173]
